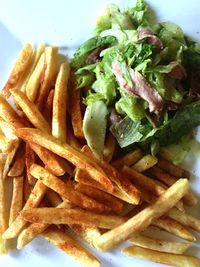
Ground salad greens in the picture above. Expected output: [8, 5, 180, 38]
[71, 0, 200, 158]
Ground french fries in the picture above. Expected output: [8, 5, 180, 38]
[8, 142, 25, 177]
[112, 149, 143, 168]
[132, 154, 158, 172]
[94, 179, 189, 251]
[123, 246, 200, 267]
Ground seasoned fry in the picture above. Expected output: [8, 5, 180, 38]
[30, 164, 111, 213]
[71, 87, 84, 138]
[25, 143, 36, 185]
[103, 132, 116, 162]
[112, 149, 143, 169]
[75, 183, 124, 214]
[9, 176, 24, 225]
[94, 179, 189, 251]
[123, 246, 200, 267]
[132, 155, 158, 172]
[129, 233, 191, 254]
[16, 128, 113, 192]
[43, 226, 100, 267]
[2, 43, 33, 98]
[8, 142, 25, 177]
[0, 118, 18, 141]
[10, 88, 51, 133]
[26, 53, 45, 102]
[23, 174, 33, 202]
[52, 62, 70, 142]
[36, 46, 58, 110]
[21, 208, 127, 229]
[0, 130, 12, 153]
[148, 165, 197, 206]
[44, 89, 54, 123]
[2, 180, 46, 239]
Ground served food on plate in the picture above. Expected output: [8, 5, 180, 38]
[0, 0, 200, 266]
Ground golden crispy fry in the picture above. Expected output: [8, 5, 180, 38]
[20, 43, 45, 94]
[36, 46, 58, 110]
[148, 165, 197, 206]
[132, 155, 158, 172]
[71, 87, 84, 138]
[2, 43, 33, 98]
[10, 88, 51, 133]
[43, 226, 100, 267]
[23, 174, 33, 202]
[0, 118, 18, 141]
[167, 208, 200, 233]
[75, 183, 124, 214]
[129, 233, 191, 254]
[26, 53, 45, 102]
[9, 176, 24, 225]
[123, 246, 200, 267]
[21, 208, 126, 229]
[52, 62, 70, 142]
[2, 180, 46, 239]
[25, 143, 36, 185]
[8, 142, 25, 177]
[112, 149, 143, 169]
[81, 145, 141, 205]
[44, 89, 54, 124]
[94, 179, 189, 251]
[30, 164, 111, 213]
[103, 132, 116, 162]
[75, 169, 134, 203]
[0, 130, 13, 153]
[16, 128, 113, 192]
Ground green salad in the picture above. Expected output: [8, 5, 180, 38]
[71, 0, 200, 159]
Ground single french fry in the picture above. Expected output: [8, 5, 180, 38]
[167, 208, 200, 233]
[153, 216, 196, 242]
[26, 53, 45, 102]
[157, 156, 188, 178]
[81, 145, 141, 205]
[123, 246, 200, 267]
[10, 88, 51, 133]
[52, 62, 70, 142]
[0, 118, 18, 141]
[44, 89, 54, 124]
[30, 164, 111, 213]
[21, 208, 126, 229]
[2, 43, 33, 98]
[132, 155, 158, 172]
[71, 87, 84, 138]
[0, 158, 7, 234]
[8, 142, 25, 177]
[0, 130, 13, 153]
[103, 132, 116, 162]
[148, 165, 197, 206]
[23, 173, 33, 202]
[112, 149, 143, 169]
[75, 169, 134, 204]
[20, 43, 45, 94]
[75, 183, 124, 214]
[25, 143, 36, 185]
[94, 179, 189, 251]
[36, 46, 58, 110]
[9, 176, 24, 225]
[16, 128, 113, 192]
[129, 233, 191, 254]
[2, 180, 46, 239]
[43, 226, 100, 267]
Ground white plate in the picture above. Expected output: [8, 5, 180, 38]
[0, 0, 200, 266]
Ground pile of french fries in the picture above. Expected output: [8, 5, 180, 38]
[0, 43, 200, 267]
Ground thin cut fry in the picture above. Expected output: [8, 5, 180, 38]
[103, 132, 116, 162]
[52, 62, 70, 142]
[26, 53, 45, 102]
[112, 149, 144, 168]
[75, 183, 124, 214]
[9, 176, 24, 225]
[21, 208, 127, 229]
[129, 233, 191, 254]
[8, 142, 25, 177]
[43, 226, 100, 267]
[123, 246, 200, 267]
[94, 178, 189, 251]
[10, 88, 51, 133]
[2, 43, 33, 98]
[2, 180, 46, 239]
[132, 155, 158, 172]
[36, 46, 58, 110]
[71, 87, 84, 138]
[16, 128, 113, 192]
[30, 164, 111, 213]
